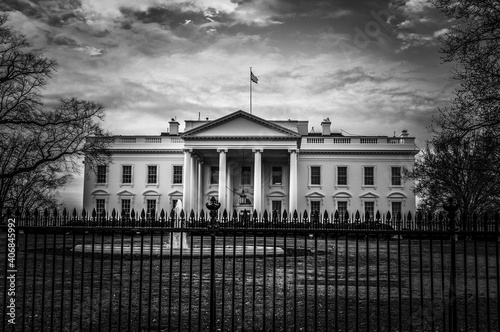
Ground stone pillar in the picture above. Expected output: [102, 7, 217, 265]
[289, 149, 298, 215]
[217, 148, 227, 213]
[253, 149, 263, 214]
[227, 162, 233, 213]
[182, 149, 192, 213]
[190, 155, 197, 214]
[197, 160, 203, 212]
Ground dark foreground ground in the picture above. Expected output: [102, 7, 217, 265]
[0, 230, 498, 331]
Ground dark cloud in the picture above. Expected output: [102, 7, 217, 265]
[51, 34, 78, 46]
[119, 5, 229, 30]
[1, 0, 83, 26]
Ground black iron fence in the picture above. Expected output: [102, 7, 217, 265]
[4, 206, 500, 232]
[1, 208, 499, 331]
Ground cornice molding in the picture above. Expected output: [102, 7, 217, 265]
[182, 136, 299, 140]
[299, 150, 418, 155]
[111, 149, 183, 154]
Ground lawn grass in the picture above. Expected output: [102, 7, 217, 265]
[0, 230, 499, 331]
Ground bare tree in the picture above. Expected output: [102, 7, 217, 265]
[432, 0, 500, 134]
[408, 129, 500, 226]
[0, 14, 111, 216]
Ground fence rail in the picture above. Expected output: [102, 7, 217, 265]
[1, 209, 499, 331]
[2, 207, 499, 232]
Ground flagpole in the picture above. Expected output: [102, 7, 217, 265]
[250, 67, 252, 114]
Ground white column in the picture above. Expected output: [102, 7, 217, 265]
[289, 149, 298, 215]
[253, 149, 263, 215]
[190, 155, 197, 214]
[218, 148, 227, 213]
[197, 160, 203, 212]
[182, 149, 192, 213]
[227, 162, 233, 213]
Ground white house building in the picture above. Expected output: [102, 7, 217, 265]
[83, 110, 419, 220]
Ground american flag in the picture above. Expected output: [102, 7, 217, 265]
[250, 71, 258, 84]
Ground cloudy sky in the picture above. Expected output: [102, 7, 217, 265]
[1, 0, 457, 207]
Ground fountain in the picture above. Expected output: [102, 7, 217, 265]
[165, 199, 189, 249]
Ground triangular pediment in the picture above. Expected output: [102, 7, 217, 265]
[117, 189, 135, 196]
[359, 191, 380, 199]
[305, 191, 325, 198]
[182, 110, 300, 139]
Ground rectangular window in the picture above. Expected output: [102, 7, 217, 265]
[310, 166, 321, 185]
[97, 165, 107, 183]
[272, 200, 282, 216]
[391, 167, 402, 186]
[121, 199, 131, 218]
[241, 166, 251, 185]
[147, 166, 157, 184]
[122, 165, 132, 184]
[337, 201, 348, 221]
[272, 166, 282, 185]
[96, 199, 105, 216]
[337, 166, 347, 185]
[147, 199, 156, 217]
[211, 167, 219, 184]
[364, 201, 374, 220]
[310, 201, 321, 219]
[392, 202, 402, 220]
[364, 166, 374, 186]
[173, 166, 183, 184]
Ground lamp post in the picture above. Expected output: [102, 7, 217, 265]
[205, 196, 221, 332]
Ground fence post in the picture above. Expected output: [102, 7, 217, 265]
[443, 197, 459, 332]
[206, 196, 221, 332]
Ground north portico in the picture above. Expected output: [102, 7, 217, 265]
[180, 110, 301, 215]
[83, 109, 418, 220]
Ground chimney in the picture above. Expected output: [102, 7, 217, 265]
[399, 129, 409, 143]
[321, 118, 331, 136]
[169, 118, 180, 135]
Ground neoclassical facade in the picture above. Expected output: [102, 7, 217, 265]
[83, 110, 419, 219]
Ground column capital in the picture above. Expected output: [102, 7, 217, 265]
[183, 148, 193, 153]
[252, 148, 263, 153]
[288, 148, 299, 154]
[217, 148, 228, 153]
